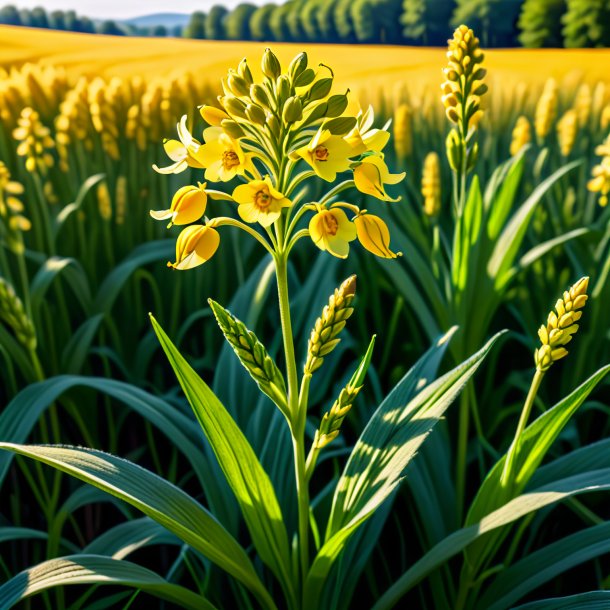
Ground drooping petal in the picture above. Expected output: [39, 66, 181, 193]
[152, 159, 189, 175]
[200, 105, 230, 126]
[163, 139, 187, 162]
[354, 213, 400, 259]
[149, 208, 173, 221]
[169, 225, 220, 270]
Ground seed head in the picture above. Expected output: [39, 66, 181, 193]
[534, 277, 589, 372]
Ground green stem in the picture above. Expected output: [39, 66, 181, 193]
[275, 254, 309, 597]
[455, 388, 469, 524]
[501, 368, 545, 488]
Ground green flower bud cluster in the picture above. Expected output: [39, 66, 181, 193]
[304, 275, 356, 375]
[0, 276, 36, 352]
[218, 49, 354, 152]
[209, 299, 288, 414]
[314, 381, 362, 449]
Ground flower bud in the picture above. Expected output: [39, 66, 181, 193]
[250, 83, 271, 108]
[276, 75, 292, 105]
[288, 52, 308, 81]
[221, 119, 245, 139]
[246, 104, 267, 125]
[262, 48, 281, 79]
[200, 105, 230, 126]
[446, 129, 463, 172]
[237, 58, 253, 85]
[227, 71, 250, 97]
[282, 96, 303, 123]
[222, 96, 248, 119]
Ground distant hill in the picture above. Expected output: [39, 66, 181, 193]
[121, 13, 191, 29]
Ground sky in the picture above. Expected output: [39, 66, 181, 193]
[12, 1, 269, 20]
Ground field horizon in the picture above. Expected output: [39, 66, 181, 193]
[2, 24, 610, 95]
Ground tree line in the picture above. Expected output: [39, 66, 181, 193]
[1, 0, 609, 47]
[0, 5, 180, 36]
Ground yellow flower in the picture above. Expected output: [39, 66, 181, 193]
[510, 116, 531, 157]
[309, 206, 357, 258]
[168, 224, 220, 271]
[198, 127, 253, 182]
[150, 182, 208, 227]
[354, 212, 400, 259]
[153, 115, 207, 175]
[232, 177, 291, 227]
[296, 128, 354, 182]
[587, 135, 610, 207]
[200, 105, 230, 126]
[345, 106, 390, 156]
[353, 154, 405, 202]
[13, 107, 55, 174]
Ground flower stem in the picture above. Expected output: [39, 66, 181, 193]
[501, 368, 545, 488]
[275, 254, 310, 596]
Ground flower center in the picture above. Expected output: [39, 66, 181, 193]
[322, 211, 338, 236]
[222, 150, 239, 169]
[314, 146, 329, 162]
[254, 188, 272, 209]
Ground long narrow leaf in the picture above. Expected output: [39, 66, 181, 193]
[372, 468, 610, 610]
[0, 443, 273, 609]
[0, 555, 214, 610]
[304, 329, 502, 607]
[150, 315, 294, 605]
[479, 522, 610, 610]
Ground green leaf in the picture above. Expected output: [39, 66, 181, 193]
[303, 328, 502, 607]
[84, 517, 181, 559]
[467, 365, 610, 526]
[372, 468, 610, 610]
[0, 527, 47, 545]
[60, 314, 104, 374]
[515, 228, 590, 276]
[30, 256, 92, 317]
[53, 173, 105, 239]
[531, 438, 610, 488]
[452, 176, 483, 291]
[328, 328, 498, 536]
[486, 152, 525, 240]
[150, 315, 294, 607]
[487, 160, 580, 288]
[93, 240, 174, 314]
[0, 555, 215, 610]
[479, 522, 610, 610]
[0, 443, 272, 609]
[513, 592, 610, 609]
[0, 376, 235, 528]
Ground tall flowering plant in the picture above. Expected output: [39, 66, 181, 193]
[0, 50, 502, 609]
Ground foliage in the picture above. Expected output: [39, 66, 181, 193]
[518, 0, 566, 47]
[0, 21, 609, 610]
[562, 0, 610, 48]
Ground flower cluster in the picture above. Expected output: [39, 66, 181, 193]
[12, 107, 55, 174]
[510, 116, 531, 157]
[588, 135, 610, 207]
[150, 49, 404, 270]
[534, 277, 589, 372]
[0, 162, 30, 254]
